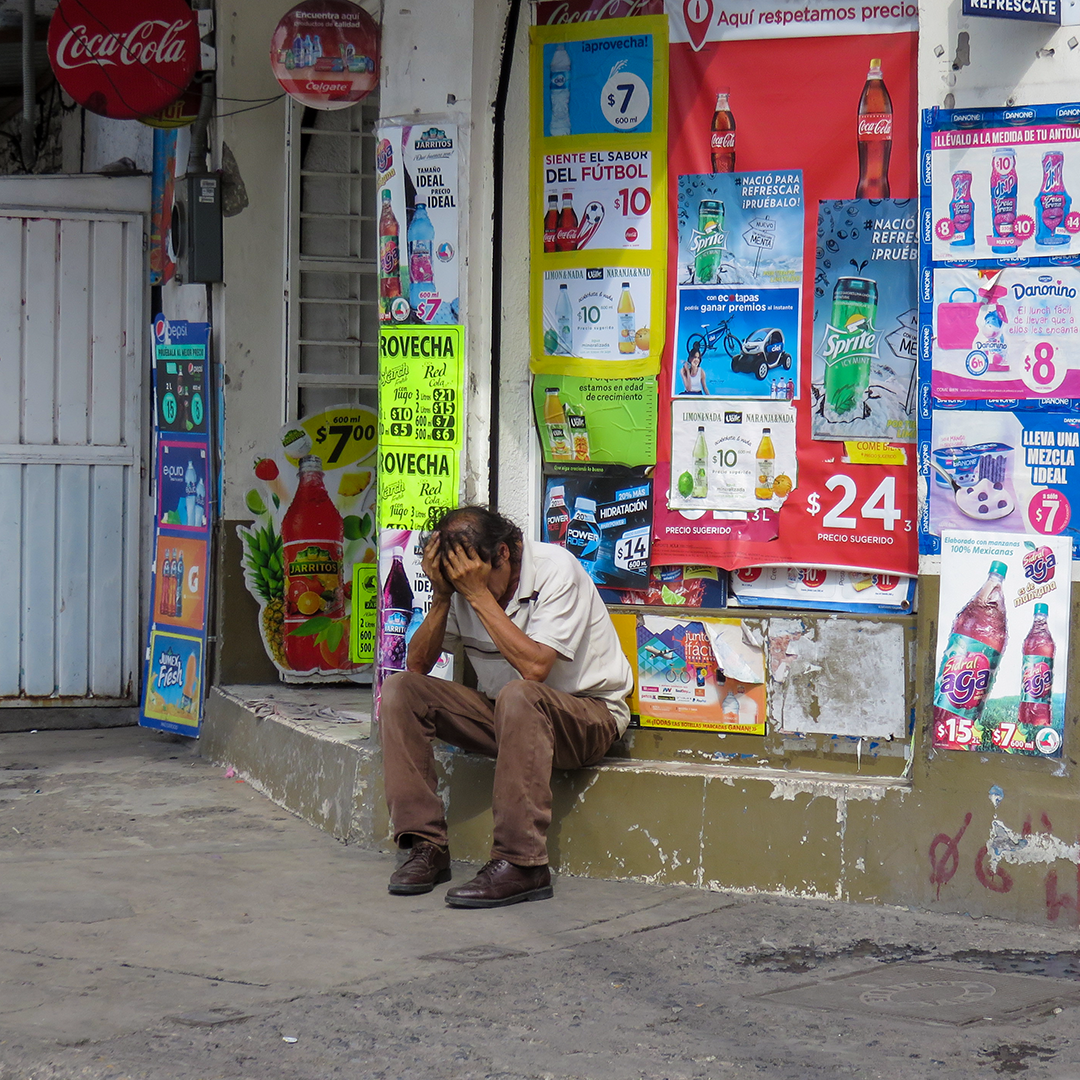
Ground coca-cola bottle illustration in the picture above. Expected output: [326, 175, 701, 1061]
[1019, 602, 1054, 726]
[933, 560, 1008, 747]
[856, 58, 892, 199]
[380, 546, 414, 683]
[710, 90, 736, 173]
[543, 193, 559, 253]
[555, 191, 578, 252]
[281, 455, 345, 672]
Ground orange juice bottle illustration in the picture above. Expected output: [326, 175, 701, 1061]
[755, 427, 775, 501]
[543, 387, 572, 461]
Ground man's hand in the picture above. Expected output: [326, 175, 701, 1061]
[442, 540, 491, 603]
[421, 532, 453, 599]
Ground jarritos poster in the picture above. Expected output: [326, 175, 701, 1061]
[237, 407, 377, 682]
[633, 614, 766, 733]
[932, 531, 1070, 758]
[653, 2, 918, 574]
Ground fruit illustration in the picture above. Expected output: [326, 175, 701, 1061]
[772, 474, 793, 497]
[241, 521, 287, 668]
[635, 326, 650, 352]
[677, 471, 694, 498]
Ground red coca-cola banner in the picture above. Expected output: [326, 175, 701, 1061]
[535, 0, 664, 24]
[48, 0, 199, 120]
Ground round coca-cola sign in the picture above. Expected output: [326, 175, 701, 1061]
[48, 0, 199, 120]
[270, 0, 379, 111]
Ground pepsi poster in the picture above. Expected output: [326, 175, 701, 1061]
[933, 531, 1070, 757]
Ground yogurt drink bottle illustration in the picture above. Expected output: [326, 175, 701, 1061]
[933, 560, 1008, 744]
[1034, 151, 1071, 247]
[549, 43, 571, 136]
[949, 170, 974, 246]
[1019, 602, 1054, 726]
[990, 149, 1019, 253]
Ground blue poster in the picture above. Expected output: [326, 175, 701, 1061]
[810, 199, 918, 442]
[157, 439, 210, 532]
[541, 32, 654, 138]
[672, 286, 799, 400]
[143, 631, 203, 734]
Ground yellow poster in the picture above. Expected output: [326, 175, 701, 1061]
[530, 16, 668, 378]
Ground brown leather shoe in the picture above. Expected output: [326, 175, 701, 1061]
[444, 859, 553, 908]
[388, 840, 451, 895]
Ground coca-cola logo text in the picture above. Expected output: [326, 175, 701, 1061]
[53, 20, 190, 69]
[537, 0, 663, 23]
[858, 114, 893, 140]
[710, 132, 735, 148]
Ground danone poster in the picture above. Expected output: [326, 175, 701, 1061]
[652, 2, 918, 574]
[933, 530, 1070, 757]
[237, 407, 377, 683]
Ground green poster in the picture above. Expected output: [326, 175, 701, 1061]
[350, 563, 377, 664]
[376, 446, 460, 531]
[532, 375, 657, 468]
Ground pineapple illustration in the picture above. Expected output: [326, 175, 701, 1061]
[241, 522, 288, 669]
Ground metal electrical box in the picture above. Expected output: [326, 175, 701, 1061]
[172, 172, 223, 283]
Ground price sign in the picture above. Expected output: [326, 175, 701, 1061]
[1027, 488, 1072, 535]
[1021, 341, 1068, 394]
[378, 327, 465, 449]
[601, 72, 650, 131]
[350, 563, 377, 664]
[802, 473, 912, 535]
[309, 412, 378, 468]
[614, 527, 650, 573]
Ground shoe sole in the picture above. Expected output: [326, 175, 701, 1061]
[444, 885, 554, 908]
[388, 868, 451, 895]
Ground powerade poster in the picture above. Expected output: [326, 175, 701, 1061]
[924, 407, 1080, 556]
[654, 12, 919, 575]
[669, 399, 797, 513]
[375, 119, 460, 324]
[633, 614, 766, 734]
[673, 286, 799, 399]
[541, 267, 652, 362]
[811, 199, 918, 442]
[533, 375, 657, 467]
[924, 104, 1080, 266]
[928, 267, 1080, 400]
[933, 531, 1070, 757]
[542, 470, 652, 587]
[676, 172, 804, 287]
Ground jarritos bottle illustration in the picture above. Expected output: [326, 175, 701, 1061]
[281, 455, 345, 672]
[379, 546, 414, 682]
[1019, 602, 1055, 726]
[933, 560, 1008, 748]
[989, 148, 1019, 253]
[856, 58, 892, 199]
[710, 90, 736, 173]
[949, 171, 974, 247]
[1035, 150, 1071, 247]
[822, 276, 879, 423]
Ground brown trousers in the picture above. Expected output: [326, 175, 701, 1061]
[380, 671, 619, 866]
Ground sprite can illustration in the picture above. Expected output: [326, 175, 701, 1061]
[692, 200, 724, 285]
[822, 276, 878, 423]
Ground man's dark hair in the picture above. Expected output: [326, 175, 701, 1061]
[434, 506, 523, 568]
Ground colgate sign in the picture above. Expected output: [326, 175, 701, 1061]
[48, 0, 199, 120]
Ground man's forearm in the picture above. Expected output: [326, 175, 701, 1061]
[406, 594, 452, 674]
[466, 591, 556, 682]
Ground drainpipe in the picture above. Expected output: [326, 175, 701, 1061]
[21, 0, 34, 168]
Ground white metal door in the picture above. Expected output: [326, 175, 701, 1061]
[0, 187, 146, 705]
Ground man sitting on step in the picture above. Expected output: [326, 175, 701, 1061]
[380, 505, 633, 908]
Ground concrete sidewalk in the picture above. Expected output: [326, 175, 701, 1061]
[3, 726, 1080, 1079]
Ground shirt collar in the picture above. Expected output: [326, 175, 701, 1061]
[507, 538, 539, 614]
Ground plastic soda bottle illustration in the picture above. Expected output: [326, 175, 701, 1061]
[564, 496, 600, 563]
[1035, 151, 1071, 247]
[1019, 602, 1055, 725]
[722, 688, 741, 724]
[755, 427, 775, 501]
[566, 405, 590, 461]
[543, 387, 572, 461]
[822, 276, 879, 423]
[949, 171, 974, 246]
[174, 549, 184, 617]
[555, 191, 578, 252]
[195, 476, 205, 526]
[549, 42, 571, 137]
[181, 652, 198, 711]
[281, 455, 345, 672]
[710, 89, 736, 173]
[380, 546, 414, 680]
[990, 148, 1019, 253]
[543, 193, 559, 253]
[379, 189, 402, 304]
[691, 425, 709, 498]
[693, 200, 724, 284]
[407, 202, 436, 315]
[933, 560, 1009, 744]
[160, 549, 172, 616]
[545, 485, 570, 546]
[856, 58, 892, 198]
[617, 281, 636, 354]
[184, 461, 197, 525]
[555, 283, 573, 355]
